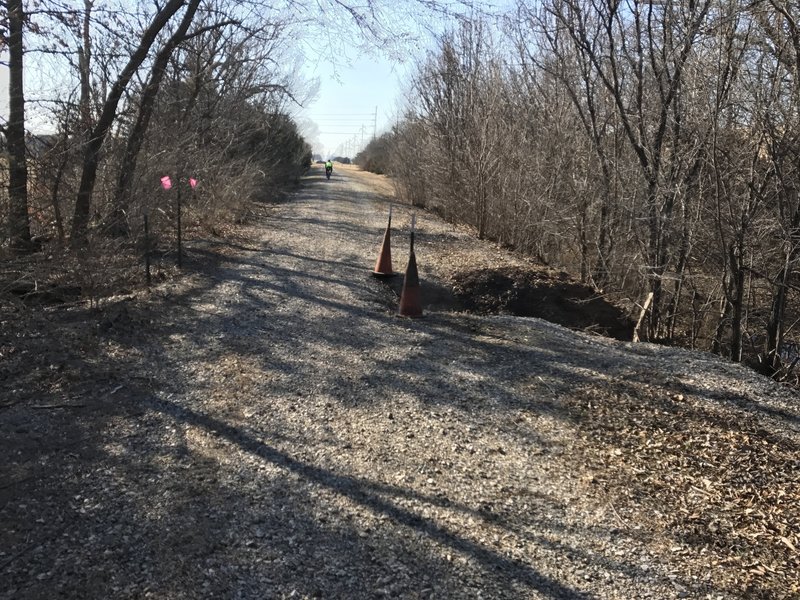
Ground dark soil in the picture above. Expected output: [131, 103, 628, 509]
[451, 266, 634, 341]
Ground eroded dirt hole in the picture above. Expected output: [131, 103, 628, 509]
[452, 266, 634, 340]
[380, 265, 634, 341]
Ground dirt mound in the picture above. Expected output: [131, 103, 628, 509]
[452, 266, 634, 340]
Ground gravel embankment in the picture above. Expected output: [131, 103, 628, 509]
[1, 164, 798, 599]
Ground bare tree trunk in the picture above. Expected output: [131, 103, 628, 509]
[632, 292, 654, 343]
[50, 157, 68, 245]
[667, 196, 693, 340]
[764, 210, 800, 370]
[594, 182, 612, 287]
[712, 292, 730, 356]
[6, 0, 32, 251]
[729, 236, 746, 362]
[646, 182, 665, 339]
[70, 0, 190, 247]
[764, 261, 789, 371]
[690, 288, 700, 350]
[579, 203, 589, 283]
[477, 169, 487, 239]
[78, 1, 93, 137]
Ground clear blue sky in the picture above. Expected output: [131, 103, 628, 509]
[0, 49, 413, 158]
[2, 3, 508, 150]
[297, 53, 412, 159]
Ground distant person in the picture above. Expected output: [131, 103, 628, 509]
[325, 160, 333, 179]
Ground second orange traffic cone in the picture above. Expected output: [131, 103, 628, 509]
[372, 205, 396, 278]
[398, 214, 422, 318]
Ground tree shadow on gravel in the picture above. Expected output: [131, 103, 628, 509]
[1, 176, 593, 599]
[1, 363, 592, 599]
[4, 169, 794, 599]
[141, 254, 738, 597]
[143, 393, 591, 599]
[160, 174, 799, 598]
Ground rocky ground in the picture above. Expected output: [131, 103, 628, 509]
[1, 164, 798, 599]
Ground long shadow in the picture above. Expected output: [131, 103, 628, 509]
[144, 394, 589, 599]
[140, 242, 780, 597]
[211, 170, 800, 599]
[4, 167, 794, 599]
[166, 192, 800, 443]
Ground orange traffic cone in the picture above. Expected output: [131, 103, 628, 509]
[398, 216, 422, 318]
[372, 206, 396, 278]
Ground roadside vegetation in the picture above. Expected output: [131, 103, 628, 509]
[356, 0, 800, 383]
[4, 0, 800, 378]
[1, 0, 416, 303]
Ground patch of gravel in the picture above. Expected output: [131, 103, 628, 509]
[1, 164, 798, 599]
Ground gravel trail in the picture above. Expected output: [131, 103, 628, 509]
[2, 165, 798, 599]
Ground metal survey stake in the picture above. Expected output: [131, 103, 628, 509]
[398, 211, 422, 317]
[144, 213, 151, 287]
[177, 184, 183, 269]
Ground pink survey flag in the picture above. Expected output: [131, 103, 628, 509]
[189, 178, 198, 189]
[160, 176, 172, 190]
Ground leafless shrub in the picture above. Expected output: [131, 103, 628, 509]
[386, 0, 800, 373]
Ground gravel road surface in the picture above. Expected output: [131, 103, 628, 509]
[2, 165, 798, 599]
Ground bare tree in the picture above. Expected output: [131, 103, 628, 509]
[413, 20, 512, 239]
[4, 0, 32, 251]
[516, 2, 619, 285]
[753, 0, 800, 371]
[543, 0, 715, 338]
[69, 0, 191, 247]
[106, 0, 207, 236]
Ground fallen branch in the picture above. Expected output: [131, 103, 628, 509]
[632, 292, 654, 343]
[0, 524, 69, 573]
[0, 476, 32, 490]
[607, 502, 630, 529]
